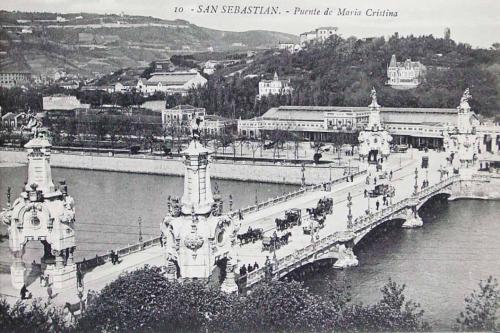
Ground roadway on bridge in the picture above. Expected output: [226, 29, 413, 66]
[0, 149, 448, 305]
[235, 149, 447, 270]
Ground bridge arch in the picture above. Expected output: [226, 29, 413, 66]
[416, 191, 451, 211]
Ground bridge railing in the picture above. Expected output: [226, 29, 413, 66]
[79, 170, 371, 274]
[244, 174, 473, 288]
[471, 174, 492, 182]
[245, 231, 354, 288]
[77, 236, 161, 272]
[232, 169, 367, 217]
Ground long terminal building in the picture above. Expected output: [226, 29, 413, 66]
[237, 105, 500, 153]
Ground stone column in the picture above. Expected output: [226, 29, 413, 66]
[66, 247, 75, 266]
[10, 250, 26, 290]
[221, 257, 238, 293]
[55, 250, 64, 269]
[165, 259, 177, 281]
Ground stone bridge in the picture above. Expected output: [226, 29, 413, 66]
[243, 173, 491, 290]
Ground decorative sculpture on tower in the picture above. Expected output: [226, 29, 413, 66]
[358, 88, 393, 163]
[443, 88, 480, 172]
[0, 126, 77, 291]
[160, 115, 237, 292]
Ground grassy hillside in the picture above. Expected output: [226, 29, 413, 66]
[0, 10, 297, 77]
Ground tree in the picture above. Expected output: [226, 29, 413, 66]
[455, 275, 500, 331]
[0, 298, 66, 332]
[340, 279, 430, 332]
[76, 266, 233, 332]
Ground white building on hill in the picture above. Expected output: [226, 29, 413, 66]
[258, 72, 292, 98]
[299, 27, 338, 46]
[278, 42, 301, 53]
[387, 54, 426, 89]
[42, 95, 89, 111]
[137, 71, 207, 96]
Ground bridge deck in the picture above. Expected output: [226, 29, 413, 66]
[1, 149, 449, 304]
[235, 149, 447, 270]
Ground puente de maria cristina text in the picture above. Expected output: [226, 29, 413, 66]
[1, 89, 499, 304]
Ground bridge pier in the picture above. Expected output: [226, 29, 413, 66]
[401, 204, 423, 229]
[333, 243, 358, 269]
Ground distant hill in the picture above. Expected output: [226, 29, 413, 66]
[0, 10, 297, 77]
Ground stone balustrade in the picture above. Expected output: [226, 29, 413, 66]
[244, 173, 490, 289]
[231, 169, 367, 217]
[77, 236, 161, 272]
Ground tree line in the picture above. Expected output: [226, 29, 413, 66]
[1, 267, 498, 332]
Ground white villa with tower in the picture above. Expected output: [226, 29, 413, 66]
[258, 72, 293, 99]
[386, 54, 426, 89]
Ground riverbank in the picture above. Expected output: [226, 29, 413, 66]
[0, 148, 360, 185]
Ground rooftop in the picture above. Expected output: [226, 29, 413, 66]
[141, 100, 166, 112]
[147, 72, 201, 86]
[257, 105, 466, 126]
[43, 95, 90, 111]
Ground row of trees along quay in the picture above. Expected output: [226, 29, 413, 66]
[1, 110, 358, 164]
[1, 267, 498, 332]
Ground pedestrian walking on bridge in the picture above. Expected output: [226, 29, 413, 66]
[376, 200, 380, 211]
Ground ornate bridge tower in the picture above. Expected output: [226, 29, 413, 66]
[0, 133, 77, 290]
[443, 89, 480, 177]
[358, 88, 393, 163]
[161, 117, 237, 292]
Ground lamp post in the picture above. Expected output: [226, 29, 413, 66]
[6, 187, 11, 207]
[77, 281, 84, 314]
[273, 240, 277, 263]
[301, 163, 306, 187]
[347, 192, 353, 230]
[329, 164, 332, 183]
[138, 217, 143, 243]
[413, 168, 419, 196]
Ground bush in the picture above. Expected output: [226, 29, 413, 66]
[0, 297, 66, 333]
[455, 275, 500, 331]
[339, 279, 430, 332]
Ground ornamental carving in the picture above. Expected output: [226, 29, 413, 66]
[59, 203, 75, 224]
[0, 209, 12, 225]
[184, 233, 204, 251]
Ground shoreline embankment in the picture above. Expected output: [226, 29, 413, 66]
[0, 149, 353, 185]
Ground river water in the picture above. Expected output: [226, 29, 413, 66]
[1, 165, 499, 330]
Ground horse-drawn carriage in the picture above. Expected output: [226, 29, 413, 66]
[237, 227, 264, 245]
[275, 208, 302, 231]
[262, 232, 292, 251]
[302, 215, 325, 235]
[316, 197, 333, 216]
[368, 184, 395, 198]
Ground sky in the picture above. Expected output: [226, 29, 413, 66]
[2, 0, 500, 48]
